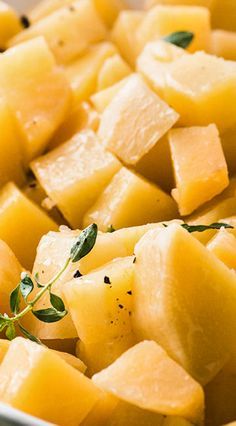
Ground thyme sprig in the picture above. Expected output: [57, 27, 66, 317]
[0, 224, 98, 343]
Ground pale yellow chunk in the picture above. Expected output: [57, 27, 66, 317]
[169, 125, 229, 216]
[137, 5, 211, 53]
[0, 340, 10, 364]
[98, 74, 179, 165]
[29, 0, 76, 22]
[65, 42, 117, 104]
[137, 40, 187, 98]
[146, 0, 214, 9]
[93, 0, 125, 27]
[105, 401, 164, 426]
[207, 229, 236, 270]
[111, 11, 145, 67]
[212, 0, 236, 32]
[63, 257, 134, 344]
[9, 0, 107, 65]
[97, 54, 131, 91]
[31, 130, 121, 228]
[91, 76, 129, 113]
[165, 51, 236, 133]
[83, 167, 178, 231]
[211, 30, 236, 61]
[93, 341, 204, 424]
[0, 338, 100, 425]
[0, 37, 71, 162]
[82, 392, 118, 426]
[133, 224, 236, 385]
[0, 240, 22, 317]
[49, 101, 100, 149]
[0, 182, 57, 269]
[0, 101, 25, 187]
[0, 1, 21, 48]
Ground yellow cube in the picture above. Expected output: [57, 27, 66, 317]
[111, 11, 145, 67]
[0, 337, 101, 425]
[91, 76, 129, 113]
[146, 0, 214, 9]
[169, 124, 229, 216]
[49, 101, 100, 149]
[211, 30, 236, 61]
[31, 130, 121, 228]
[103, 400, 165, 426]
[0, 182, 57, 269]
[83, 167, 178, 231]
[165, 51, 236, 133]
[93, 341, 204, 425]
[98, 74, 179, 165]
[0, 340, 10, 364]
[0, 240, 22, 317]
[93, 0, 125, 27]
[212, 0, 236, 32]
[0, 1, 22, 48]
[9, 0, 107, 65]
[133, 224, 236, 385]
[137, 40, 188, 98]
[97, 54, 131, 91]
[207, 229, 236, 270]
[137, 5, 211, 53]
[0, 101, 25, 187]
[0, 37, 71, 162]
[65, 41, 117, 104]
[82, 392, 118, 426]
[29, 0, 76, 22]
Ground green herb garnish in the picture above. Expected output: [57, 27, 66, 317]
[0, 224, 98, 344]
[163, 222, 233, 233]
[163, 31, 194, 49]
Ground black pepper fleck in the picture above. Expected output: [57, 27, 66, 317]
[74, 270, 83, 278]
[104, 276, 111, 284]
[119, 304, 124, 309]
[133, 257, 136, 264]
[69, 5, 75, 11]
[29, 181, 37, 188]
[127, 290, 132, 295]
[128, 311, 132, 316]
[20, 15, 31, 28]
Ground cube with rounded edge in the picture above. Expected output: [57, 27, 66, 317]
[83, 167, 178, 231]
[9, 0, 107, 65]
[91, 76, 129, 113]
[0, 37, 71, 162]
[165, 51, 236, 133]
[98, 74, 179, 165]
[133, 224, 236, 385]
[169, 124, 229, 216]
[211, 30, 236, 61]
[207, 229, 236, 270]
[0, 182, 57, 269]
[102, 400, 165, 426]
[137, 5, 211, 53]
[0, 337, 101, 426]
[29, 0, 76, 23]
[31, 130, 121, 229]
[97, 54, 131, 91]
[93, 341, 204, 425]
[137, 40, 188, 98]
[0, 1, 22, 48]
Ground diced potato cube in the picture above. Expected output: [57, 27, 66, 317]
[29, 0, 76, 22]
[104, 400, 165, 426]
[49, 101, 100, 149]
[163, 418, 194, 426]
[91, 76, 129, 113]
[9, 0, 107, 65]
[31, 130, 121, 228]
[93, 0, 125, 27]
[0, 1, 22, 48]
[212, 0, 236, 32]
[0, 101, 25, 187]
[93, 341, 204, 424]
[64, 257, 134, 344]
[0, 182, 57, 269]
[97, 54, 131, 91]
[137, 5, 211, 53]
[165, 51, 236, 133]
[0, 240, 22, 317]
[82, 392, 118, 426]
[111, 11, 145, 67]
[211, 30, 236, 61]
[0, 340, 10, 364]
[83, 167, 178, 231]
[133, 224, 236, 384]
[0, 37, 71, 162]
[65, 42, 117, 104]
[0, 338, 101, 425]
[221, 126, 236, 176]
[137, 40, 188, 98]
[207, 229, 236, 269]
[169, 124, 229, 215]
[98, 74, 179, 165]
